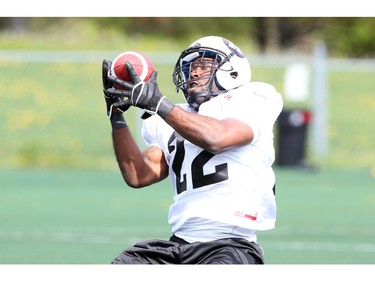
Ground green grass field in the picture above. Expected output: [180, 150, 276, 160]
[0, 167, 374, 264]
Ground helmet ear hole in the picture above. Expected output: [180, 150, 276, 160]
[230, 71, 238, 78]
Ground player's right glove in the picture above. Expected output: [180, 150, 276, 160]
[107, 62, 175, 119]
[102, 59, 130, 131]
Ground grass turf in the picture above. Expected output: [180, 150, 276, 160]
[0, 168, 374, 264]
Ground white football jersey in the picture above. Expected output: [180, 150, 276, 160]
[141, 82, 283, 243]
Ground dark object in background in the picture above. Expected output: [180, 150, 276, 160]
[276, 109, 312, 168]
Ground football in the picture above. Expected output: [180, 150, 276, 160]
[109, 51, 155, 89]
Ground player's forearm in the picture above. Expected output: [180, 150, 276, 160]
[112, 128, 159, 188]
[164, 106, 252, 154]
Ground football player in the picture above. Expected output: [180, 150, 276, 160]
[102, 36, 283, 264]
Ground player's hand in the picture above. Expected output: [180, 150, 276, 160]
[102, 59, 131, 119]
[107, 62, 174, 118]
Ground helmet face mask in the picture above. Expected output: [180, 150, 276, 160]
[173, 36, 251, 110]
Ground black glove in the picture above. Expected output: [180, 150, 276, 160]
[102, 59, 131, 118]
[107, 62, 174, 119]
[102, 59, 129, 130]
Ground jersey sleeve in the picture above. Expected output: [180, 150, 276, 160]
[141, 114, 162, 148]
[230, 82, 283, 141]
[141, 103, 195, 149]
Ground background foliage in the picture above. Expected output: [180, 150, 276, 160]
[1, 17, 374, 57]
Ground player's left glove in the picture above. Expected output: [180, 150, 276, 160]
[107, 62, 175, 119]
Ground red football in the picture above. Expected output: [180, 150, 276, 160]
[109, 51, 155, 89]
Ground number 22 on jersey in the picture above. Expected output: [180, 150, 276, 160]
[168, 131, 229, 195]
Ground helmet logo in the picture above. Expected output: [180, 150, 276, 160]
[223, 38, 245, 58]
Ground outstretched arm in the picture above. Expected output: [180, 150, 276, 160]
[107, 63, 254, 154]
[102, 59, 168, 188]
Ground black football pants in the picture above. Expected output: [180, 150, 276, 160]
[111, 235, 264, 264]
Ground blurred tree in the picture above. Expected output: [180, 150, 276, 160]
[0, 17, 26, 32]
[93, 17, 256, 44]
[0, 17, 374, 57]
[92, 17, 375, 57]
[321, 17, 375, 58]
[254, 18, 325, 54]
